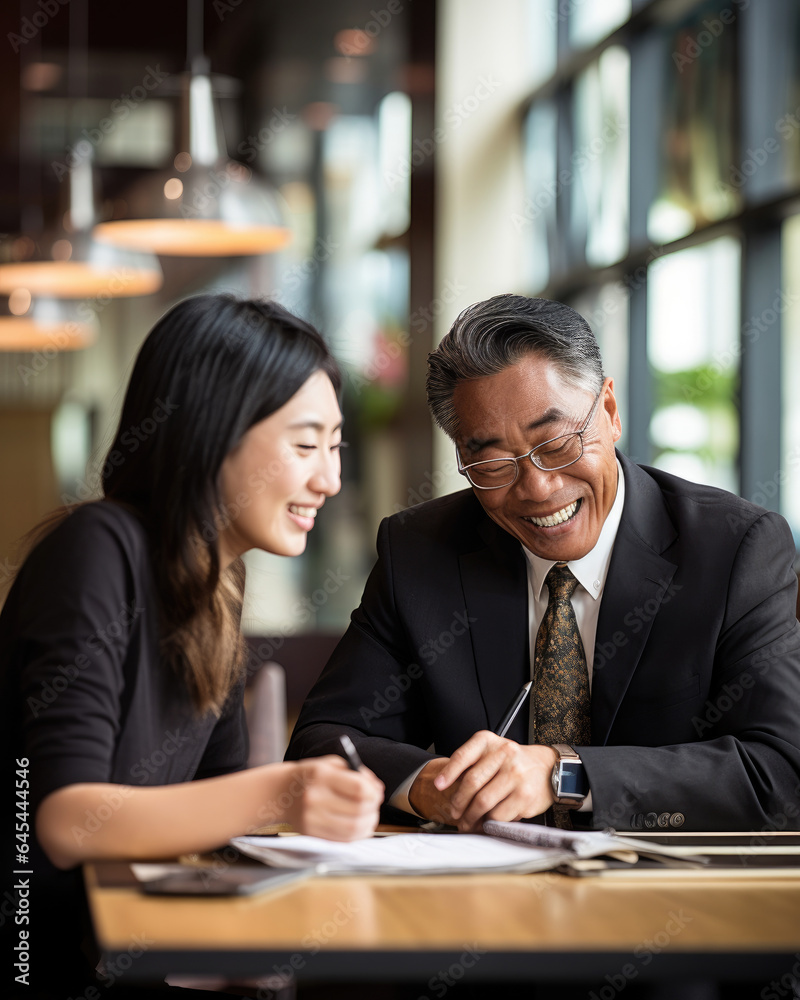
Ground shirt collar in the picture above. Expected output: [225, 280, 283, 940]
[523, 459, 626, 601]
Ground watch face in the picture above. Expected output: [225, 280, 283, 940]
[558, 761, 588, 799]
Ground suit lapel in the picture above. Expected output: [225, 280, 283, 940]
[591, 454, 677, 745]
[459, 518, 530, 744]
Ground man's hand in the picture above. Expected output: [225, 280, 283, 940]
[414, 733, 558, 831]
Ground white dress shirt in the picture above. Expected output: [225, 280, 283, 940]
[391, 461, 626, 817]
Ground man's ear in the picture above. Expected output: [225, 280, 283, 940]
[603, 378, 622, 443]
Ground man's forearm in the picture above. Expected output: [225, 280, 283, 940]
[581, 739, 800, 831]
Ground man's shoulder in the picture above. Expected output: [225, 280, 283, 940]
[384, 488, 482, 528]
[624, 456, 780, 543]
[378, 488, 527, 567]
[632, 459, 764, 513]
[380, 488, 498, 551]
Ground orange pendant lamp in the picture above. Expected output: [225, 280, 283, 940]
[0, 0, 161, 352]
[93, 0, 290, 258]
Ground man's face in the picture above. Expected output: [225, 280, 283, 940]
[452, 353, 622, 562]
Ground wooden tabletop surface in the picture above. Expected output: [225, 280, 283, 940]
[86, 867, 800, 950]
[85, 858, 800, 982]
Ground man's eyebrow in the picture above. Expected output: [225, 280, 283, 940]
[461, 409, 568, 454]
[526, 408, 569, 431]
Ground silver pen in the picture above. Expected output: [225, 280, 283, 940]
[495, 681, 533, 738]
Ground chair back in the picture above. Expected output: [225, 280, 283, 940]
[246, 662, 288, 767]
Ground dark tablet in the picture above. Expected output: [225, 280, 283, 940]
[141, 865, 314, 896]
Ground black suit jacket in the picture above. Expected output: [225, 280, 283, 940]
[288, 452, 800, 830]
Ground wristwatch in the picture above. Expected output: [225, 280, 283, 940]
[550, 743, 589, 808]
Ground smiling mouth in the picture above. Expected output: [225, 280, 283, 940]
[523, 499, 580, 528]
[288, 504, 318, 519]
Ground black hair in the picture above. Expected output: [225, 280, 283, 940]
[102, 293, 341, 713]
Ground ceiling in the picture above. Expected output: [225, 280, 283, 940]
[0, 0, 415, 244]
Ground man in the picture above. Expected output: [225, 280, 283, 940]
[287, 294, 800, 831]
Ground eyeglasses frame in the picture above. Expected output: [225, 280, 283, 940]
[456, 386, 605, 490]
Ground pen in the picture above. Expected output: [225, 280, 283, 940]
[494, 680, 532, 738]
[339, 734, 363, 771]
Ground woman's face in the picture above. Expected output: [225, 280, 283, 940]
[217, 369, 343, 565]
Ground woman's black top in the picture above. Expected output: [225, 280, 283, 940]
[0, 501, 247, 993]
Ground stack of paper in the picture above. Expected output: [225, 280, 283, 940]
[232, 832, 571, 875]
[232, 823, 701, 876]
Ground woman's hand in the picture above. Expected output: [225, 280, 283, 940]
[281, 756, 384, 841]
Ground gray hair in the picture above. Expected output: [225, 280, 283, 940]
[426, 294, 605, 439]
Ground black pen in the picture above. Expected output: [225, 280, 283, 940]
[494, 681, 532, 738]
[339, 734, 363, 771]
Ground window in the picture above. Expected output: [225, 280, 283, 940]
[647, 2, 739, 243]
[568, 0, 631, 51]
[522, 101, 558, 292]
[569, 282, 630, 450]
[781, 213, 800, 537]
[571, 46, 630, 268]
[647, 236, 740, 492]
[521, 0, 799, 517]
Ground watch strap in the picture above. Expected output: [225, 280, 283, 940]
[550, 742, 586, 808]
[551, 742, 581, 764]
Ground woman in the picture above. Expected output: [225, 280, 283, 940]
[0, 294, 383, 996]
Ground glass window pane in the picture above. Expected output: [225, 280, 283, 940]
[521, 100, 558, 292]
[379, 92, 412, 237]
[571, 46, 630, 268]
[34, 97, 174, 167]
[781, 213, 800, 536]
[647, 236, 740, 492]
[569, 0, 631, 50]
[648, 4, 740, 244]
[739, 0, 800, 204]
[569, 282, 630, 452]
[525, 0, 558, 90]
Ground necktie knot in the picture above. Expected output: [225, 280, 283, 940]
[545, 563, 579, 602]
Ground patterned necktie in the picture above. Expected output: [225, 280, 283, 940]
[532, 563, 591, 746]
[532, 564, 591, 828]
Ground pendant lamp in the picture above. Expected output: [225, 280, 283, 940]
[93, 0, 290, 257]
[0, 0, 162, 310]
[0, 0, 163, 322]
[0, 157, 163, 301]
[0, 296, 98, 353]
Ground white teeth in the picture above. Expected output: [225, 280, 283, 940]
[525, 500, 578, 528]
[289, 505, 317, 518]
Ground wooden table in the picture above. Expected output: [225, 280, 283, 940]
[85, 856, 800, 986]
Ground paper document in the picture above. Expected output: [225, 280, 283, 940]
[232, 832, 575, 875]
[483, 821, 707, 865]
[233, 822, 709, 876]
[483, 821, 623, 857]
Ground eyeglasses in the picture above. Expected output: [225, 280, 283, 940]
[456, 388, 603, 490]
